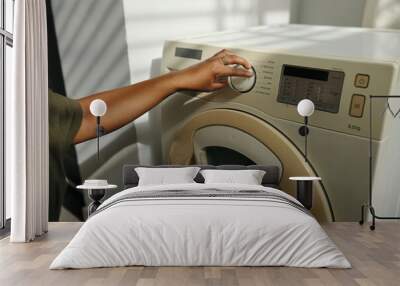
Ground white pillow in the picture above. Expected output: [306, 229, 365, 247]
[200, 169, 266, 185]
[135, 167, 201, 186]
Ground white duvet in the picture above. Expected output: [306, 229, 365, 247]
[50, 183, 350, 269]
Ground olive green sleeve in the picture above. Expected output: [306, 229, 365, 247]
[48, 89, 83, 151]
[48, 89, 83, 221]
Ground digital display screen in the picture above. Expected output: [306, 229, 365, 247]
[277, 65, 345, 113]
[283, 65, 329, 81]
[175, 47, 202, 60]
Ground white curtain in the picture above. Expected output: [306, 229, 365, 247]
[7, 0, 49, 242]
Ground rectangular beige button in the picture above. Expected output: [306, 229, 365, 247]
[349, 94, 365, 118]
[354, 74, 369, 88]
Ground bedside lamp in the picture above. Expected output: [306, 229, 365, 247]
[292, 99, 319, 211]
[297, 99, 315, 163]
[89, 99, 107, 160]
[78, 99, 116, 217]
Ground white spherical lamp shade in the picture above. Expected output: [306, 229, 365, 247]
[90, 99, 107, 117]
[297, 99, 315, 117]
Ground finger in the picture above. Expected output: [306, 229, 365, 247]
[210, 82, 228, 90]
[215, 75, 228, 83]
[213, 49, 234, 57]
[220, 54, 252, 69]
[219, 66, 253, 77]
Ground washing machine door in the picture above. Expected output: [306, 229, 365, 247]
[167, 109, 333, 222]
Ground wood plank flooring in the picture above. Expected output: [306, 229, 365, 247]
[0, 222, 399, 286]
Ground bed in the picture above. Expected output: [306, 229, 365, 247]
[50, 165, 350, 269]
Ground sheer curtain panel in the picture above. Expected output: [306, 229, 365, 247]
[7, 0, 49, 242]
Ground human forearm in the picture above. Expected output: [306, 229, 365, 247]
[74, 49, 252, 144]
[74, 71, 180, 144]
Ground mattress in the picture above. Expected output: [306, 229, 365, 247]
[50, 183, 350, 269]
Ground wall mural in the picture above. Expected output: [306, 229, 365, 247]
[47, 0, 290, 222]
[47, 0, 400, 224]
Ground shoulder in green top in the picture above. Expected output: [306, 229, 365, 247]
[48, 89, 83, 221]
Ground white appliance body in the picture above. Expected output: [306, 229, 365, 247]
[160, 25, 400, 221]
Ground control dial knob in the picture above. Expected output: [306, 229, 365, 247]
[228, 66, 257, 93]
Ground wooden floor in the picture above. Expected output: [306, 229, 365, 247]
[0, 222, 399, 286]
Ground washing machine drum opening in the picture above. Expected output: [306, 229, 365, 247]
[203, 146, 256, 166]
[193, 125, 283, 176]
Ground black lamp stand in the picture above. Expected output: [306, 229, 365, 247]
[88, 189, 106, 216]
[298, 116, 310, 163]
[359, 95, 400, 230]
[95, 116, 105, 161]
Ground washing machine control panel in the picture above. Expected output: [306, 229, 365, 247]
[277, 65, 345, 113]
[228, 66, 257, 93]
[161, 39, 397, 139]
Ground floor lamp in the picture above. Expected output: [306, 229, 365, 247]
[359, 95, 400, 230]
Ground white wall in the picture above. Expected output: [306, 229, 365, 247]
[291, 0, 366, 27]
[123, 0, 290, 83]
[363, 0, 400, 28]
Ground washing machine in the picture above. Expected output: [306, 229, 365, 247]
[160, 24, 400, 222]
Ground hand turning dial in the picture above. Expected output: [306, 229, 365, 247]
[228, 66, 257, 93]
